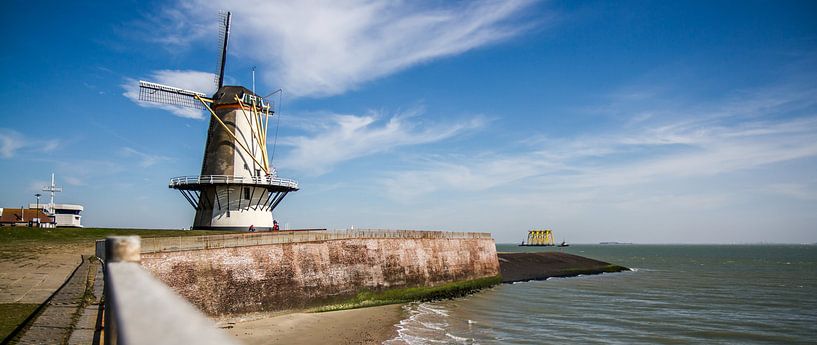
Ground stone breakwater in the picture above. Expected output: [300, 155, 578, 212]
[497, 252, 629, 283]
[141, 237, 499, 316]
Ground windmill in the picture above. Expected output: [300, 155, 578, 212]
[137, 11, 299, 231]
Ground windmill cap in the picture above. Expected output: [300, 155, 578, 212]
[212, 85, 258, 106]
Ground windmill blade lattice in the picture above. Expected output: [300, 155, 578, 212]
[138, 80, 207, 109]
[215, 11, 231, 89]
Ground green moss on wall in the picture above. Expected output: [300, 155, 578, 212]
[314, 275, 502, 312]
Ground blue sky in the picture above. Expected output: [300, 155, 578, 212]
[1, 1, 816, 243]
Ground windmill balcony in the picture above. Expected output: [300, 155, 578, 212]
[169, 175, 299, 191]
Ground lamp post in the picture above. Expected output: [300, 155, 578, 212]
[34, 193, 42, 227]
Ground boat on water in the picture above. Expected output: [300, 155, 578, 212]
[558, 241, 569, 247]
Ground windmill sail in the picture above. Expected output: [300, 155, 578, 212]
[138, 80, 207, 109]
[215, 11, 231, 90]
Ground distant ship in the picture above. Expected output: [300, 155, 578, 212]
[558, 241, 569, 247]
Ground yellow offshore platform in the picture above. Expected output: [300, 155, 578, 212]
[520, 229, 555, 246]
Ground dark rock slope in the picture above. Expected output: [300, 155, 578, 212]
[497, 252, 629, 283]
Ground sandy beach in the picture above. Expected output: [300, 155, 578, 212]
[223, 304, 405, 345]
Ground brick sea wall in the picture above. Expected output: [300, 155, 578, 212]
[140, 237, 499, 316]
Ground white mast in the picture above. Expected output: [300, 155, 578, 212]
[41, 173, 62, 215]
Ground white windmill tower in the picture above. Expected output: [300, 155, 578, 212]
[137, 12, 299, 231]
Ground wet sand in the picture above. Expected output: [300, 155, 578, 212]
[224, 304, 404, 345]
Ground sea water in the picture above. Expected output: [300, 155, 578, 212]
[385, 244, 817, 344]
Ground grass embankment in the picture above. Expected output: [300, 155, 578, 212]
[314, 275, 502, 312]
[0, 226, 234, 246]
[0, 304, 38, 342]
[0, 227, 234, 260]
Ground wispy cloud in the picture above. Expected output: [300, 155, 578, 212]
[381, 84, 817, 201]
[41, 140, 60, 153]
[278, 110, 485, 175]
[121, 70, 216, 119]
[62, 176, 84, 187]
[381, 154, 554, 200]
[28, 180, 48, 193]
[144, 0, 538, 98]
[760, 182, 817, 201]
[0, 128, 63, 159]
[120, 147, 171, 167]
[53, 159, 126, 187]
[131, 7, 213, 49]
[0, 129, 24, 158]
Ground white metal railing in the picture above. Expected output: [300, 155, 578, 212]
[169, 175, 299, 189]
[140, 229, 493, 254]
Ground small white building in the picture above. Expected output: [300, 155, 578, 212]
[29, 203, 84, 227]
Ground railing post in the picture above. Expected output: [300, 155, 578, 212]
[106, 236, 141, 263]
[105, 236, 141, 345]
